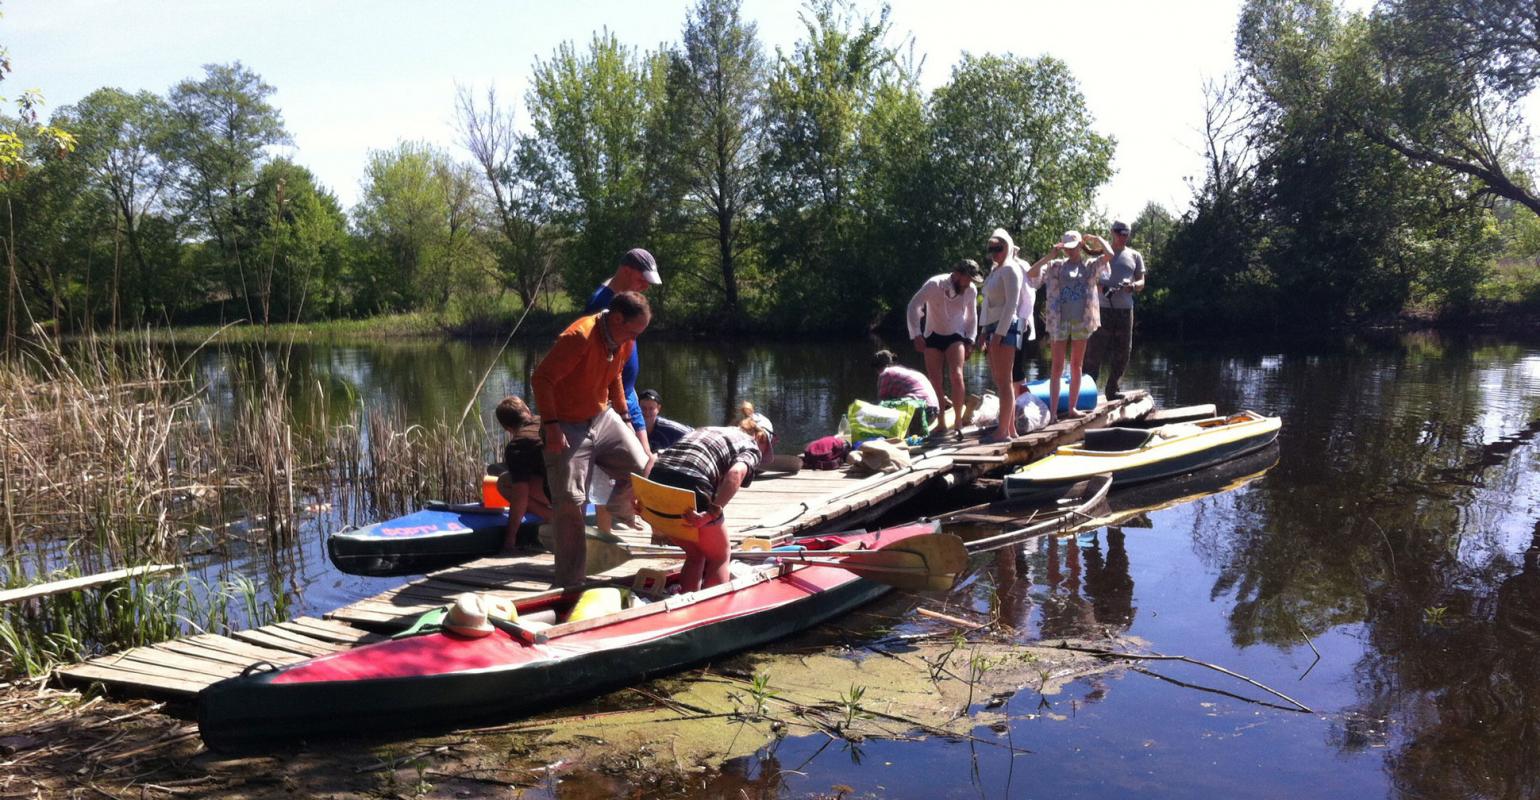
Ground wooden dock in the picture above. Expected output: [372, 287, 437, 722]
[54, 391, 1153, 698]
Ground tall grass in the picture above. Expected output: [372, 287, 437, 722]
[0, 326, 490, 678]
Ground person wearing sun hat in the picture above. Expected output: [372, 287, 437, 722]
[1083, 220, 1145, 398]
[904, 259, 981, 439]
[1030, 229, 1114, 421]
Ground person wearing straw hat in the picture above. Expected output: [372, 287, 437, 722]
[904, 259, 980, 439]
[1083, 220, 1145, 398]
[1033, 230, 1114, 421]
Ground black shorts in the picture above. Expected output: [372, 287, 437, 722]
[923, 332, 969, 350]
[647, 465, 714, 512]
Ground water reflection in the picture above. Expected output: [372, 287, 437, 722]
[149, 330, 1540, 797]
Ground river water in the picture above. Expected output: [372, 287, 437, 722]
[192, 330, 1540, 798]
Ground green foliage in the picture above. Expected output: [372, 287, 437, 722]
[163, 62, 290, 320]
[1151, 0, 1506, 332]
[524, 30, 665, 299]
[352, 142, 494, 315]
[757, 0, 900, 331]
[928, 54, 1114, 259]
[651, 0, 767, 325]
[242, 159, 351, 322]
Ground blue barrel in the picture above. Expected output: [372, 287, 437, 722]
[1024, 374, 1100, 412]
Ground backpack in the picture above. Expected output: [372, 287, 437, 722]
[801, 435, 851, 470]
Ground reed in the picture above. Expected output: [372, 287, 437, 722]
[0, 326, 491, 678]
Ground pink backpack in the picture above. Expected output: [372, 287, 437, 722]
[801, 435, 850, 470]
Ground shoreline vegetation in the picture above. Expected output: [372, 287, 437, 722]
[98, 292, 1540, 349]
[0, 330, 493, 680]
[3, 0, 1538, 342]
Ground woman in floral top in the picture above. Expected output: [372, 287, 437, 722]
[1031, 230, 1113, 420]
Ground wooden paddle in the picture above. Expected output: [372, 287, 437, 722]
[587, 532, 969, 592]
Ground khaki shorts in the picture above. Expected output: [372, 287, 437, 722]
[542, 408, 648, 516]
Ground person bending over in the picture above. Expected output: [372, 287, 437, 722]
[642, 419, 771, 591]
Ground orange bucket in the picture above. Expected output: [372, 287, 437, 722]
[482, 473, 510, 509]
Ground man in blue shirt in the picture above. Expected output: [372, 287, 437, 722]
[583, 248, 662, 454]
[638, 388, 693, 451]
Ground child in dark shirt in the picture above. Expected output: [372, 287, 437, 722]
[494, 396, 553, 552]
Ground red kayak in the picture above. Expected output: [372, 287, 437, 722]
[199, 522, 945, 751]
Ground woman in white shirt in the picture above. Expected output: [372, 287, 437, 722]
[977, 227, 1044, 443]
[905, 259, 980, 439]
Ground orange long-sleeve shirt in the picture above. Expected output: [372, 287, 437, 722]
[531, 312, 632, 424]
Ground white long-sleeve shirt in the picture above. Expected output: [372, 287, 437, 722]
[905, 274, 979, 342]
[979, 258, 1042, 341]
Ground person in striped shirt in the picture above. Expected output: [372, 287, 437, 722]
[642, 419, 772, 591]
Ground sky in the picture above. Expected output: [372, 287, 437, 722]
[5, 0, 1458, 224]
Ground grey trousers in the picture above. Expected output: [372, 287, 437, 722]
[1084, 307, 1133, 395]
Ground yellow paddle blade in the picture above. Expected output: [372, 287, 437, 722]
[631, 472, 700, 543]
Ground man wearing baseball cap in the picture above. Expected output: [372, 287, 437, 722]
[583, 248, 662, 455]
[1084, 221, 1145, 398]
[637, 388, 693, 451]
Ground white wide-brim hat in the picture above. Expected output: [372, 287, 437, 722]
[445, 593, 495, 637]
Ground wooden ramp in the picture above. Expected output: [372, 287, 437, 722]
[56, 617, 383, 697]
[53, 391, 1155, 699]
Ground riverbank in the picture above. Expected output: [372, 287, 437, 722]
[3, 631, 1131, 799]
[95, 284, 1540, 347]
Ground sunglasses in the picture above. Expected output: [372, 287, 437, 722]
[986, 244, 1005, 254]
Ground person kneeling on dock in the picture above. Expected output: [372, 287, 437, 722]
[642, 420, 772, 592]
[494, 395, 553, 552]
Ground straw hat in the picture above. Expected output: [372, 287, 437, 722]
[445, 593, 495, 637]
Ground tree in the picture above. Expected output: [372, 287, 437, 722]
[655, 0, 767, 323]
[454, 84, 556, 308]
[1130, 202, 1175, 259]
[53, 88, 172, 326]
[523, 31, 665, 300]
[241, 159, 350, 322]
[163, 62, 289, 321]
[1362, 0, 1540, 217]
[928, 53, 1115, 259]
[353, 142, 490, 314]
[757, 0, 898, 329]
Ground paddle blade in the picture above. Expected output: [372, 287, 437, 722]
[537, 525, 634, 575]
[877, 532, 970, 576]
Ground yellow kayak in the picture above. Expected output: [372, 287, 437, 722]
[1004, 411, 1281, 500]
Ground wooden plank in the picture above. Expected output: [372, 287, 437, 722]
[110, 648, 242, 680]
[185, 633, 313, 663]
[153, 639, 305, 669]
[85, 652, 226, 685]
[55, 663, 203, 696]
[282, 616, 383, 643]
[273, 620, 382, 646]
[0, 564, 181, 605]
[231, 629, 334, 657]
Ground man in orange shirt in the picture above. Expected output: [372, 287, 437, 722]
[533, 291, 652, 587]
